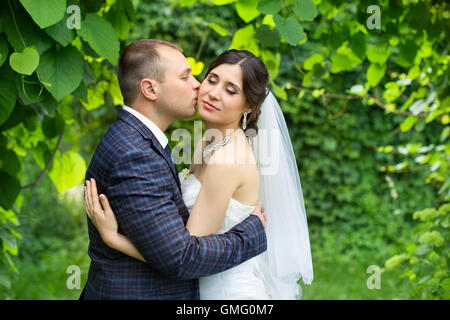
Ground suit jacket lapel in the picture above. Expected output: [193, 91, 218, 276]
[117, 110, 181, 191]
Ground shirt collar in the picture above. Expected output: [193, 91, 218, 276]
[122, 105, 168, 148]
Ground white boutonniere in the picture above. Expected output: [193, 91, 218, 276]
[179, 168, 191, 183]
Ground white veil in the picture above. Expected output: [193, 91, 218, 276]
[248, 90, 313, 299]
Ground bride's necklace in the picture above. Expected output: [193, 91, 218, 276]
[202, 129, 239, 158]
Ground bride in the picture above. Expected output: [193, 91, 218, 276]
[84, 49, 313, 299]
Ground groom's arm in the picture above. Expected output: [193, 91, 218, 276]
[108, 149, 267, 279]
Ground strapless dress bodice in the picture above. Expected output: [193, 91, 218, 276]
[180, 173, 270, 300]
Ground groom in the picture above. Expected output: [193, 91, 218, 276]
[81, 39, 267, 299]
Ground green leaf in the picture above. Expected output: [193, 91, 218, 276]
[39, 93, 58, 113]
[261, 50, 280, 79]
[400, 116, 418, 132]
[418, 231, 444, 247]
[293, 0, 318, 21]
[37, 45, 84, 101]
[385, 254, 407, 270]
[414, 244, 432, 256]
[32, 142, 51, 169]
[0, 206, 18, 226]
[106, 10, 131, 41]
[273, 14, 305, 46]
[383, 82, 401, 103]
[7, 227, 22, 239]
[271, 81, 287, 100]
[81, 0, 103, 12]
[49, 151, 87, 194]
[9, 46, 40, 75]
[72, 82, 87, 105]
[254, 25, 281, 48]
[350, 32, 366, 60]
[0, 274, 11, 289]
[3, 1, 53, 54]
[2, 234, 18, 256]
[257, 0, 282, 15]
[399, 39, 418, 66]
[108, 74, 123, 106]
[229, 25, 259, 56]
[25, 110, 44, 133]
[1, 149, 21, 176]
[209, 23, 228, 37]
[105, 0, 136, 41]
[42, 114, 65, 139]
[262, 14, 276, 28]
[0, 65, 17, 126]
[366, 63, 386, 87]
[440, 278, 450, 291]
[77, 14, 120, 65]
[212, 0, 237, 5]
[235, 0, 261, 23]
[330, 53, 352, 73]
[0, 35, 9, 67]
[413, 208, 440, 221]
[180, 0, 196, 6]
[304, 53, 323, 71]
[186, 57, 204, 76]
[312, 88, 324, 98]
[0, 103, 26, 132]
[2, 251, 18, 273]
[45, 14, 76, 47]
[301, 71, 313, 87]
[19, 0, 67, 29]
[408, 65, 421, 80]
[15, 73, 46, 106]
[81, 81, 109, 110]
[367, 43, 391, 64]
[0, 171, 21, 210]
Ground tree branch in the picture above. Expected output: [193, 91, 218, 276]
[21, 128, 65, 190]
[292, 85, 436, 119]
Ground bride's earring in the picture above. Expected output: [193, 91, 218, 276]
[242, 112, 248, 131]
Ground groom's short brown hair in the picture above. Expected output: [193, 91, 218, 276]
[117, 39, 182, 106]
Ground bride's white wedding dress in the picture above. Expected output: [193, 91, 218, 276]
[181, 173, 271, 300]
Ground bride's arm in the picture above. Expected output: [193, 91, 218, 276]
[84, 179, 146, 262]
[183, 139, 241, 235]
[186, 163, 241, 236]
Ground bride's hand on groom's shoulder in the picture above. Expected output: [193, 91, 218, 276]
[84, 178, 119, 246]
[250, 200, 267, 228]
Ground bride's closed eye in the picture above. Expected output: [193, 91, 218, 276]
[226, 88, 237, 95]
[207, 78, 237, 95]
[206, 77, 216, 84]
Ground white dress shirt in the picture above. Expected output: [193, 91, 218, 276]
[122, 105, 168, 148]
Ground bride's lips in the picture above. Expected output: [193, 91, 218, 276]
[202, 100, 219, 111]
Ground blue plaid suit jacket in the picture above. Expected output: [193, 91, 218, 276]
[82, 109, 267, 299]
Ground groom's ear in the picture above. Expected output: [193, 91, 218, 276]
[140, 78, 159, 101]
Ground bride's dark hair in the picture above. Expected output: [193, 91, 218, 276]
[205, 49, 269, 136]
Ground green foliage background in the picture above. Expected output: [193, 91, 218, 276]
[0, 0, 448, 299]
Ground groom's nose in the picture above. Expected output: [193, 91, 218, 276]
[192, 77, 200, 91]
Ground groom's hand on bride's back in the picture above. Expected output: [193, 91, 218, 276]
[250, 200, 267, 228]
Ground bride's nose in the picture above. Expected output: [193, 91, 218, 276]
[208, 85, 221, 101]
